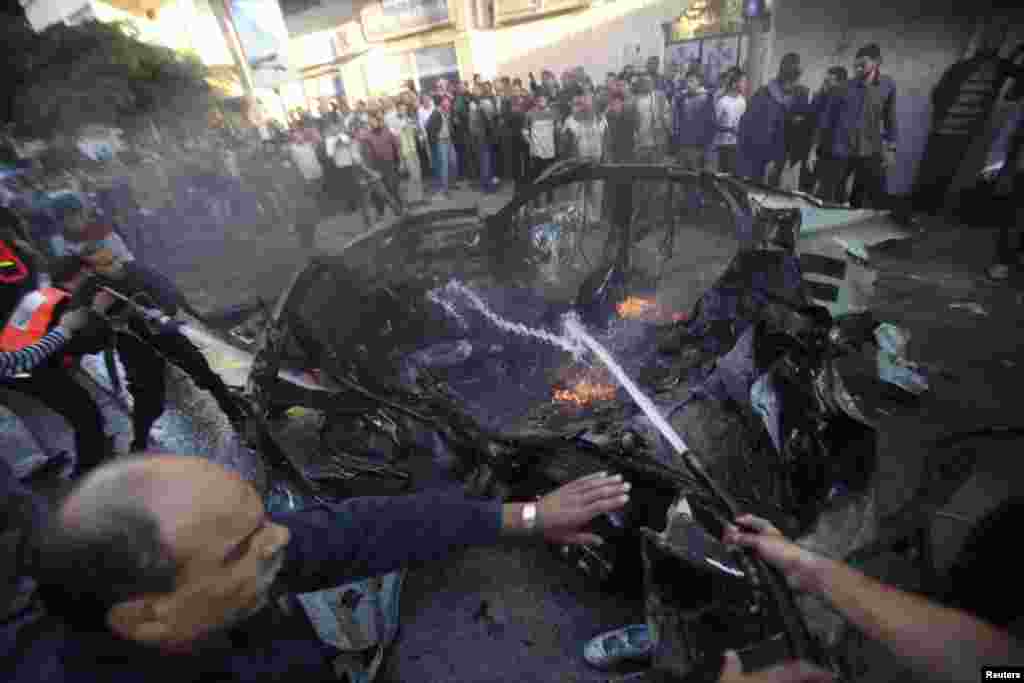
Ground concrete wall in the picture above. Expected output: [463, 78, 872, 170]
[489, 0, 680, 82]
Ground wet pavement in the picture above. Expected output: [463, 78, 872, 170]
[7, 180, 1024, 681]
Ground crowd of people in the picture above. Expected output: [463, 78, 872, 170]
[1, 37, 1023, 683]
[277, 43, 909, 235]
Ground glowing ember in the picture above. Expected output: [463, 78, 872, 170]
[616, 296, 657, 319]
[616, 296, 689, 323]
[552, 368, 614, 405]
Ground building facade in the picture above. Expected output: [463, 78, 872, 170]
[284, 0, 685, 106]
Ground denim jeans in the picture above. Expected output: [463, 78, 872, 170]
[478, 141, 495, 191]
[433, 140, 453, 193]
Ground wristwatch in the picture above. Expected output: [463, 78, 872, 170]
[522, 502, 538, 533]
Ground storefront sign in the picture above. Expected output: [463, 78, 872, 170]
[361, 0, 452, 42]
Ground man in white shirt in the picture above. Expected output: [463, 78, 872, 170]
[561, 93, 607, 221]
[418, 94, 435, 169]
[632, 76, 671, 163]
[712, 68, 748, 175]
[288, 126, 324, 248]
[383, 98, 404, 139]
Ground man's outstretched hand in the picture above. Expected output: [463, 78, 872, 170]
[536, 472, 630, 546]
[723, 514, 825, 593]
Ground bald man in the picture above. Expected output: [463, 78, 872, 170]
[10, 455, 629, 682]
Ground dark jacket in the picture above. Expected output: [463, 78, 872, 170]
[783, 84, 814, 164]
[6, 486, 502, 683]
[811, 88, 843, 158]
[605, 107, 638, 163]
[738, 79, 809, 166]
[823, 74, 898, 159]
[930, 52, 1010, 135]
[425, 110, 452, 148]
[672, 88, 715, 148]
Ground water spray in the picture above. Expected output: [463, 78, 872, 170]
[562, 312, 822, 668]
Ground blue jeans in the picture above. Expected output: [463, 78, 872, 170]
[478, 141, 495, 192]
[432, 141, 453, 193]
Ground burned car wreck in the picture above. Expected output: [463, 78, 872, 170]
[226, 162, 922, 679]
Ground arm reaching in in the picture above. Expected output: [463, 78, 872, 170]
[274, 473, 629, 594]
[725, 514, 1024, 683]
[503, 471, 629, 545]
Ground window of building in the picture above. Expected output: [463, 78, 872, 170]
[666, 33, 747, 90]
[414, 44, 460, 93]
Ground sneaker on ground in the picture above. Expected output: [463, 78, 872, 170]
[988, 263, 1010, 281]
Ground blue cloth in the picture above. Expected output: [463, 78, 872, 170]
[737, 80, 809, 178]
[48, 192, 84, 216]
[671, 90, 716, 149]
[479, 143, 496, 191]
[5, 487, 503, 682]
[821, 75, 899, 159]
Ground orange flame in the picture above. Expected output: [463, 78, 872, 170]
[616, 296, 657, 319]
[553, 367, 618, 407]
[616, 296, 689, 323]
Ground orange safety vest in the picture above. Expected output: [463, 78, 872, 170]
[0, 287, 70, 352]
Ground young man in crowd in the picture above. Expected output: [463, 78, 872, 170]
[526, 95, 560, 205]
[712, 67, 748, 175]
[737, 53, 807, 187]
[646, 56, 667, 93]
[417, 94, 436, 181]
[603, 91, 637, 229]
[561, 92, 607, 221]
[821, 44, 898, 210]
[360, 114, 404, 218]
[632, 74, 672, 164]
[501, 96, 531, 194]
[287, 122, 325, 248]
[426, 96, 457, 200]
[471, 83, 500, 193]
[541, 70, 561, 101]
[672, 67, 716, 171]
[452, 81, 476, 184]
[398, 102, 427, 206]
[323, 120, 372, 228]
[809, 66, 849, 200]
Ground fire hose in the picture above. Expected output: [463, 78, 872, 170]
[562, 315, 833, 680]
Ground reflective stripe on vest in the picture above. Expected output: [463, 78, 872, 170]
[0, 240, 29, 284]
[0, 287, 70, 352]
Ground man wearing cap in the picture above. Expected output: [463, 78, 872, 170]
[820, 44, 899, 209]
[737, 53, 809, 187]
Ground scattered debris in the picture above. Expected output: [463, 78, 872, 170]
[875, 324, 929, 395]
[949, 302, 989, 317]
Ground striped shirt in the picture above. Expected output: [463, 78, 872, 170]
[0, 326, 70, 378]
